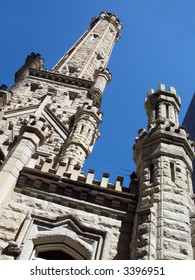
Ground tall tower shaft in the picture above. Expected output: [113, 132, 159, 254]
[0, 12, 122, 214]
[52, 12, 122, 81]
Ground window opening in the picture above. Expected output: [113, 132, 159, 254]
[68, 66, 77, 74]
[87, 128, 91, 138]
[170, 162, 175, 182]
[154, 105, 159, 120]
[37, 250, 75, 260]
[166, 104, 169, 119]
[149, 164, 154, 183]
[80, 124, 85, 134]
[30, 83, 39, 92]
[66, 158, 72, 172]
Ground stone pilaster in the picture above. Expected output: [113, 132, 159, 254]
[0, 133, 40, 216]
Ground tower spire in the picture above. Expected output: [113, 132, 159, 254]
[52, 12, 122, 81]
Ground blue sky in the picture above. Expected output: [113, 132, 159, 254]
[1, 0, 195, 186]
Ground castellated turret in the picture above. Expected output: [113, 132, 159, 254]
[131, 84, 195, 260]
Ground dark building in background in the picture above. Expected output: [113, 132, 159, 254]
[182, 93, 195, 193]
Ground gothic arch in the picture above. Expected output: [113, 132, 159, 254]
[32, 230, 94, 260]
[17, 213, 106, 260]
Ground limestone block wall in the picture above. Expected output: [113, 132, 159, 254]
[132, 108, 195, 260]
[0, 191, 133, 260]
[131, 155, 195, 259]
[0, 70, 99, 171]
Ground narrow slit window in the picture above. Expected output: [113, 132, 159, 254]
[87, 129, 91, 137]
[150, 164, 154, 183]
[170, 162, 175, 182]
[80, 124, 85, 134]
[166, 104, 169, 119]
[66, 158, 72, 172]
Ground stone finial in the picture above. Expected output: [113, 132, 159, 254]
[158, 84, 166, 91]
[147, 89, 154, 96]
[169, 86, 177, 94]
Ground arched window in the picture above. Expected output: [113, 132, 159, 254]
[33, 242, 86, 260]
[37, 250, 75, 260]
[16, 214, 106, 260]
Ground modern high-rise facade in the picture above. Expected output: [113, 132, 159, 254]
[0, 12, 194, 260]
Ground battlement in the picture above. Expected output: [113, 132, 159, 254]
[145, 84, 181, 107]
[147, 84, 177, 96]
[134, 122, 195, 149]
[32, 160, 129, 192]
[15, 166, 138, 216]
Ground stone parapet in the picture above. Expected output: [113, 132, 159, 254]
[16, 166, 136, 196]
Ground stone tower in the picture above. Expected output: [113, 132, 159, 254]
[131, 84, 195, 259]
[0, 12, 122, 214]
[0, 12, 138, 260]
[0, 12, 195, 261]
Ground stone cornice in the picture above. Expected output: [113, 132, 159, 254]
[15, 167, 137, 219]
[134, 125, 195, 171]
[29, 68, 94, 89]
[4, 104, 38, 118]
